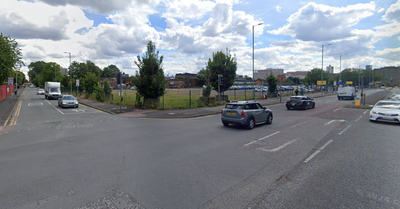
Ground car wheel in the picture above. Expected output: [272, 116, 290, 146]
[247, 118, 255, 129]
[222, 122, 229, 127]
[303, 103, 307, 110]
[286, 106, 291, 110]
[266, 114, 273, 124]
[312, 103, 315, 108]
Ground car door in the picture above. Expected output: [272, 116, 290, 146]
[250, 103, 264, 123]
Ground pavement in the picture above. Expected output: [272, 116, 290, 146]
[0, 87, 23, 132]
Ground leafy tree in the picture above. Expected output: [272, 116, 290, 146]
[266, 72, 277, 93]
[196, 68, 209, 86]
[102, 64, 120, 78]
[69, 61, 88, 80]
[0, 33, 23, 84]
[28, 61, 46, 84]
[86, 60, 101, 77]
[304, 68, 329, 86]
[37, 62, 63, 87]
[82, 72, 99, 97]
[13, 70, 26, 86]
[102, 78, 112, 100]
[133, 40, 167, 106]
[61, 74, 70, 88]
[207, 48, 237, 92]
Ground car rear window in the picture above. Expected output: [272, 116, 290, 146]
[290, 97, 301, 101]
[225, 104, 244, 109]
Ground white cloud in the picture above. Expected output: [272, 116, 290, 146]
[162, 0, 215, 20]
[276, 6, 282, 13]
[269, 2, 375, 42]
[382, 0, 400, 22]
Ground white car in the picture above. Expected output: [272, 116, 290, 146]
[369, 100, 400, 124]
[388, 94, 400, 101]
[37, 89, 45, 95]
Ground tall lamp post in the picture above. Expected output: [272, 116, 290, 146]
[321, 44, 332, 95]
[64, 52, 72, 94]
[339, 54, 347, 85]
[252, 22, 263, 100]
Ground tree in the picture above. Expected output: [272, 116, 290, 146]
[28, 61, 46, 85]
[133, 41, 167, 108]
[69, 61, 88, 80]
[82, 72, 99, 97]
[207, 48, 237, 92]
[102, 78, 112, 100]
[86, 60, 101, 77]
[102, 64, 120, 78]
[196, 68, 209, 86]
[304, 68, 329, 86]
[266, 72, 277, 93]
[38, 62, 63, 87]
[0, 33, 23, 84]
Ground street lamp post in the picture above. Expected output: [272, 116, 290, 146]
[64, 52, 72, 94]
[321, 44, 332, 95]
[252, 23, 263, 100]
[339, 54, 347, 85]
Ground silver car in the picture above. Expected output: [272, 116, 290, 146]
[58, 95, 79, 108]
[221, 100, 273, 129]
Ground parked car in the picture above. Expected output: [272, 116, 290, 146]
[286, 96, 315, 110]
[221, 100, 273, 129]
[388, 94, 400, 101]
[37, 89, 45, 95]
[58, 95, 79, 108]
[369, 100, 400, 124]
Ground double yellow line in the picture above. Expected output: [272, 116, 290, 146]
[9, 100, 22, 126]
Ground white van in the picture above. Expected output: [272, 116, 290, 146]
[337, 86, 356, 100]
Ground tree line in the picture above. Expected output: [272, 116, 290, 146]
[0, 33, 26, 86]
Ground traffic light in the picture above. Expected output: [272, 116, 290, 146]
[117, 72, 121, 84]
[218, 74, 223, 86]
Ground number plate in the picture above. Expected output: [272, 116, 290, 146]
[227, 112, 237, 116]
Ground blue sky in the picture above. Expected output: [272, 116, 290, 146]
[1, 0, 399, 78]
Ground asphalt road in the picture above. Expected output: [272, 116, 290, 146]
[0, 87, 398, 209]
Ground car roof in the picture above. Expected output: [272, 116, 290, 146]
[227, 100, 259, 104]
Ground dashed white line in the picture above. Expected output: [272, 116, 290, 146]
[46, 100, 64, 115]
[324, 119, 345, 126]
[338, 125, 352, 135]
[304, 139, 333, 163]
[259, 138, 299, 152]
[244, 131, 280, 147]
[355, 116, 363, 122]
[363, 110, 369, 114]
[333, 107, 342, 112]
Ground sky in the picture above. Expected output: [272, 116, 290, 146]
[1, 0, 400, 80]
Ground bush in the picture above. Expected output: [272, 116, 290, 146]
[95, 87, 105, 102]
[202, 85, 212, 97]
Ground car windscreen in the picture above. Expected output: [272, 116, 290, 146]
[50, 88, 59, 93]
[289, 97, 301, 101]
[375, 102, 400, 109]
[225, 104, 244, 109]
[63, 96, 75, 100]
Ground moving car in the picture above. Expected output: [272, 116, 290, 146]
[286, 96, 315, 110]
[58, 95, 79, 108]
[388, 94, 400, 101]
[37, 89, 45, 95]
[221, 100, 273, 129]
[369, 100, 400, 124]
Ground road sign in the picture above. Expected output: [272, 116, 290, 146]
[338, 80, 342, 85]
[76, 79, 80, 86]
[355, 96, 361, 106]
[8, 77, 13, 85]
[346, 81, 353, 85]
[317, 81, 327, 85]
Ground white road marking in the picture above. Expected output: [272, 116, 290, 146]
[45, 100, 64, 115]
[259, 138, 299, 152]
[355, 116, 363, 122]
[338, 125, 352, 135]
[363, 110, 369, 114]
[324, 119, 345, 126]
[244, 131, 280, 146]
[333, 107, 342, 112]
[290, 121, 307, 128]
[304, 139, 333, 163]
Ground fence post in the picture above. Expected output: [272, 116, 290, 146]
[245, 89, 246, 101]
[189, 90, 191, 108]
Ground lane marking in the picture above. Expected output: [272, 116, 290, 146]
[333, 107, 342, 112]
[244, 131, 280, 147]
[290, 121, 307, 128]
[338, 125, 352, 135]
[324, 119, 345, 126]
[355, 116, 362, 122]
[363, 110, 369, 114]
[10, 101, 23, 125]
[304, 139, 333, 163]
[45, 100, 64, 115]
[259, 138, 299, 152]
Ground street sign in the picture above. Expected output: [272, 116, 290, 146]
[317, 81, 327, 85]
[355, 96, 361, 106]
[338, 80, 342, 85]
[76, 79, 80, 86]
[8, 77, 13, 85]
[346, 81, 353, 85]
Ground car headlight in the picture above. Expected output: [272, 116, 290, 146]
[62, 102, 67, 105]
[371, 111, 378, 114]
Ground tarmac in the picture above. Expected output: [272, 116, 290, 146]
[0, 87, 340, 132]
